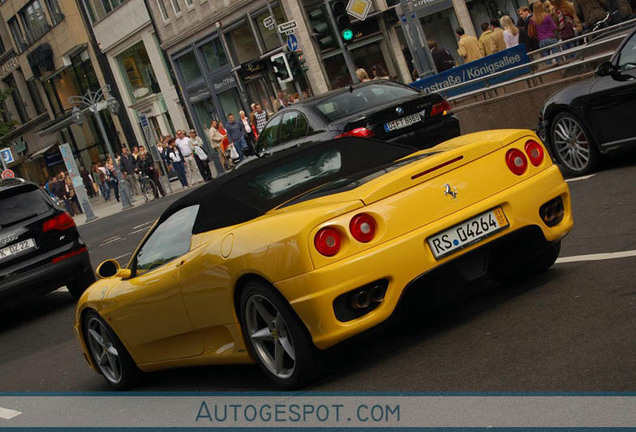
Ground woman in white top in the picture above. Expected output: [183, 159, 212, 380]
[500, 15, 520, 48]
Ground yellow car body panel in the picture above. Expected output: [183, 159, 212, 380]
[75, 129, 572, 374]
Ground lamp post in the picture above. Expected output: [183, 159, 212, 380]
[69, 86, 133, 210]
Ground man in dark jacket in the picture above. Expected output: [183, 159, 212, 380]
[136, 152, 165, 198]
[119, 147, 139, 195]
[517, 6, 539, 52]
[225, 113, 247, 161]
[428, 40, 456, 72]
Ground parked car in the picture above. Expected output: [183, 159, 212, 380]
[255, 80, 460, 155]
[538, 26, 636, 176]
[0, 178, 94, 301]
[75, 130, 571, 389]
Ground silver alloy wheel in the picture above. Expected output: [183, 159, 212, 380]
[86, 317, 122, 384]
[245, 294, 296, 379]
[552, 115, 591, 173]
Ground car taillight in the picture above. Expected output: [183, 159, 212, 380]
[430, 99, 451, 116]
[314, 227, 341, 256]
[525, 140, 544, 166]
[349, 213, 376, 243]
[335, 127, 375, 139]
[506, 148, 528, 175]
[43, 212, 76, 232]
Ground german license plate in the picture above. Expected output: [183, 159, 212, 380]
[0, 238, 36, 261]
[427, 208, 509, 260]
[384, 113, 421, 132]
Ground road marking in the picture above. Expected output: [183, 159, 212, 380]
[99, 236, 122, 246]
[0, 406, 22, 420]
[114, 252, 131, 260]
[129, 227, 150, 235]
[556, 250, 636, 264]
[132, 221, 154, 230]
[565, 174, 595, 183]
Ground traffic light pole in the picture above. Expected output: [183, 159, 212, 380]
[324, 0, 358, 83]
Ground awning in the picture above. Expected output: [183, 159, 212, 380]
[27, 143, 57, 160]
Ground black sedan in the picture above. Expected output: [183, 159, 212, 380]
[538, 27, 636, 176]
[0, 178, 94, 302]
[256, 81, 460, 155]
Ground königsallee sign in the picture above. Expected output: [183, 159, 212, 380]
[411, 45, 531, 97]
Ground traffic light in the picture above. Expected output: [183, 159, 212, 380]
[331, 0, 353, 43]
[288, 50, 308, 78]
[270, 52, 293, 85]
[308, 6, 336, 51]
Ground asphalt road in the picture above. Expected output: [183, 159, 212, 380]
[0, 151, 635, 392]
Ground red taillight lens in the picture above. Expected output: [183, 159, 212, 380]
[506, 148, 528, 175]
[43, 212, 76, 232]
[335, 127, 375, 139]
[524, 140, 544, 166]
[52, 246, 87, 263]
[430, 99, 451, 116]
[349, 213, 376, 243]
[314, 227, 341, 257]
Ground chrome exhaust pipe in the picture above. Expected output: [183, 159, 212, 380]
[371, 284, 386, 303]
[348, 290, 372, 310]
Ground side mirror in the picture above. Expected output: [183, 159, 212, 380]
[96, 259, 132, 279]
[596, 61, 616, 77]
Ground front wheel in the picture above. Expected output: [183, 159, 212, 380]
[550, 112, 600, 176]
[83, 311, 141, 390]
[142, 180, 157, 202]
[239, 281, 322, 389]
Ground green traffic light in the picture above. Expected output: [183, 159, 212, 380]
[342, 29, 353, 41]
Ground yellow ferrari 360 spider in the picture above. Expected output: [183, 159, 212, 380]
[75, 130, 572, 389]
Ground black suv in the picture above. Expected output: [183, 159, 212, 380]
[0, 178, 94, 301]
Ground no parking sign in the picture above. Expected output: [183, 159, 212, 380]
[2, 169, 15, 179]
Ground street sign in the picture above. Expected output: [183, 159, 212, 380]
[277, 20, 297, 35]
[0, 147, 14, 164]
[59, 143, 83, 188]
[287, 34, 299, 52]
[263, 15, 275, 31]
[139, 114, 150, 129]
[1, 169, 14, 179]
[346, 0, 372, 21]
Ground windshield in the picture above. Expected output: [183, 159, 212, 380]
[0, 186, 52, 229]
[315, 83, 419, 122]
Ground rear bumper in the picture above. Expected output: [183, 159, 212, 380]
[391, 114, 460, 149]
[0, 249, 92, 300]
[275, 165, 572, 350]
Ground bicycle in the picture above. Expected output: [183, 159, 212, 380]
[136, 171, 158, 202]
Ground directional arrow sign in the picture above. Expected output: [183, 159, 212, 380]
[287, 34, 299, 52]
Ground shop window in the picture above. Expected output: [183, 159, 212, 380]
[323, 54, 353, 89]
[199, 38, 228, 73]
[9, 17, 28, 53]
[43, 79, 64, 116]
[349, 39, 395, 80]
[117, 41, 161, 102]
[217, 87, 244, 119]
[70, 51, 101, 93]
[0, 34, 5, 55]
[19, 0, 50, 45]
[27, 78, 47, 115]
[227, 21, 259, 64]
[175, 51, 203, 84]
[254, 6, 285, 53]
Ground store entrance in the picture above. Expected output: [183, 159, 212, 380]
[420, 10, 462, 66]
[217, 87, 245, 121]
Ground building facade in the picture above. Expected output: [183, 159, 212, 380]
[0, 0, 136, 185]
[83, 0, 188, 151]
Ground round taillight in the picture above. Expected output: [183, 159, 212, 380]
[506, 148, 528, 175]
[314, 227, 341, 257]
[525, 140, 544, 166]
[349, 213, 376, 243]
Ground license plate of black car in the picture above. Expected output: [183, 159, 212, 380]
[384, 113, 421, 132]
[0, 238, 36, 261]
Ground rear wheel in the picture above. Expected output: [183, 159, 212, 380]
[83, 311, 141, 390]
[142, 179, 157, 202]
[239, 281, 322, 389]
[550, 112, 600, 176]
[67, 270, 95, 300]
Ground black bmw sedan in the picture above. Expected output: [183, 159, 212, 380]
[0, 178, 94, 302]
[538, 27, 636, 176]
[256, 80, 460, 154]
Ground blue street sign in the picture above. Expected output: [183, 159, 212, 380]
[287, 34, 299, 52]
[0, 147, 14, 164]
[139, 114, 149, 129]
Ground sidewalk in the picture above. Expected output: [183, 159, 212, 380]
[71, 178, 197, 227]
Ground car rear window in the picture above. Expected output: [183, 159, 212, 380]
[315, 84, 419, 122]
[0, 186, 52, 228]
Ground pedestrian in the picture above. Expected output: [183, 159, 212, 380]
[209, 120, 231, 171]
[239, 110, 256, 155]
[189, 129, 212, 181]
[225, 113, 248, 162]
[253, 104, 268, 136]
[355, 68, 371, 82]
[428, 40, 456, 72]
[456, 27, 484, 63]
[167, 138, 188, 188]
[531, 1, 559, 64]
[479, 22, 498, 56]
[574, 0, 609, 30]
[175, 129, 203, 184]
[490, 19, 508, 52]
[500, 16, 520, 48]
[518, 6, 539, 52]
[137, 151, 165, 198]
[105, 157, 120, 202]
[372, 63, 390, 79]
[131, 146, 140, 162]
[119, 147, 139, 195]
[79, 166, 95, 198]
[94, 163, 109, 201]
[274, 91, 289, 111]
[52, 173, 74, 215]
[65, 176, 82, 215]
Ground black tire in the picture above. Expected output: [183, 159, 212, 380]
[67, 269, 96, 300]
[239, 281, 322, 389]
[549, 112, 600, 176]
[82, 310, 141, 390]
[142, 180, 157, 202]
[490, 240, 561, 283]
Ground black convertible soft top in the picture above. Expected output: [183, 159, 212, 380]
[161, 137, 417, 234]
